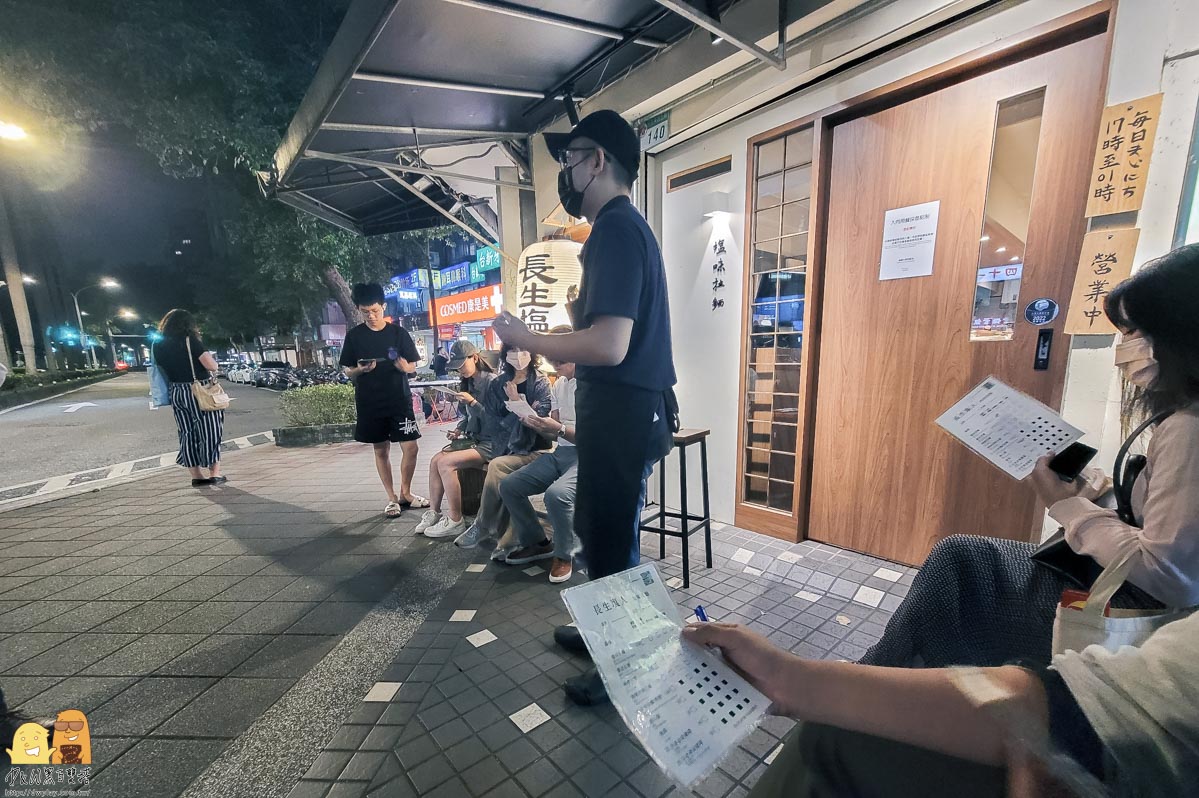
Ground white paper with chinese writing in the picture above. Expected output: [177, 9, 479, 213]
[879, 200, 939, 281]
[503, 399, 538, 420]
[561, 564, 769, 787]
[935, 377, 1083, 480]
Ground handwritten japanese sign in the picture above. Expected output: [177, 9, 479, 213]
[711, 236, 728, 310]
[1064, 228, 1139, 335]
[516, 240, 582, 332]
[1085, 94, 1162, 217]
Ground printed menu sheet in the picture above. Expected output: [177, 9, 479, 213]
[936, 376, 1083, 480]
[561, 564, 769, 787]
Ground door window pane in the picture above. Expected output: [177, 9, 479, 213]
[785, 129, 814, 169]
[755, 208, 781, 241]
[783, 165, 812, 202]
[971, 89, 1046, 341]
[757, 172, 784, 209]
[780, 234, 809, 270]
[753, 240, 780, 273]
[781, 200, 810, 236]
[758, 138, 785, 176]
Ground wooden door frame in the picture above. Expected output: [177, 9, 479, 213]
[733, 1, 1116, 540]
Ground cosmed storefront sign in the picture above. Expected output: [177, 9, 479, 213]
[434, 284, 504, 325]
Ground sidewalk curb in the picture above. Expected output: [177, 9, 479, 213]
[0, 431, 276, 513]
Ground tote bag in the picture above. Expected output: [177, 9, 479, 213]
[147, 346, 170, 409]
[186, 337, 230, 412]
[1052, 548, 1194, 655]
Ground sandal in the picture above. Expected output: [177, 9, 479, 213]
[384, 500, 403, 518]
[400, 494, 430, 509]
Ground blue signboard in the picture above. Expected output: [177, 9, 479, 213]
[384, 269, 429, 296]
[439, 261, 472, 291]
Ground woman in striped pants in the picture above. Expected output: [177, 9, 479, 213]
[153, 309, 226, 486]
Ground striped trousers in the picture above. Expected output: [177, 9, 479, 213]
[169, 383, 224, 468]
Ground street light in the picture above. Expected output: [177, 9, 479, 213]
[71, 278, 120, 369]
[0, 122, 27, 141]
[119, 308, 137, 320]
[21, 275, 35, 284]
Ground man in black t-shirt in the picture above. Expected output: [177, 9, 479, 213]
[340, 283, 425, 518]
[493, 110, 677, 706]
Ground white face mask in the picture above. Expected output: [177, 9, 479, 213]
[506, 351, 531, 371]
[1115, 333, 1159, 388]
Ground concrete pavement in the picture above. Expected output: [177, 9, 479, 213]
[0, 433, 917, 798]
[0, 372, 284, 489]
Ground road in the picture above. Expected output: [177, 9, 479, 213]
[0, 372, 283, 488]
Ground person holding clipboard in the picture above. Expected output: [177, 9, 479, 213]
[493, 109, 678, 706]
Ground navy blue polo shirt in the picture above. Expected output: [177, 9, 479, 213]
[572, 196, 676, 391]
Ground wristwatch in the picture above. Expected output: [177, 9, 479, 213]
[556, 424, 566, 440]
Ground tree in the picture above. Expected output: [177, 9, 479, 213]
[0, 0, 455, 330]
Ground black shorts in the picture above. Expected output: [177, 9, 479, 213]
[355, 408, 422, 444]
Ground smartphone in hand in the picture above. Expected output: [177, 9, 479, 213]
[1048, 442, 1098, 482]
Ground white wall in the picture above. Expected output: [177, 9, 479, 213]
[1060, 0, 1199, 476]
[651, 0, 1199, 530]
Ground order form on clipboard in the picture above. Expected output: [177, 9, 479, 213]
[935, 376, 1083, 480]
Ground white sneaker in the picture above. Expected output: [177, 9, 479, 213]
[415, 510, 441, 535]
[454, 521, 491, 549]
[425, 515, 466, 539]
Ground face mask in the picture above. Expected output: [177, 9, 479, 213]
[557, 163, 596, 219]
[1115, 334, 1159, 388]
[506, 351, 531, 371]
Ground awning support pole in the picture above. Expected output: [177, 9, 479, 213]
[305, 150, 536, 192]
[650, 0, 786, 70]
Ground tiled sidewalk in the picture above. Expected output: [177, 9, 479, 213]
[290, 522, 915, 797]
[0, 434, 470, 798]
[1, 431, 914, 798]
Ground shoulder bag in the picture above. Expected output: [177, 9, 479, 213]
[186, 337, 230, 411]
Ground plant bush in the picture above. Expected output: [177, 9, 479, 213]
[279, 384, 357, 427]
[0, 369, 117, 392]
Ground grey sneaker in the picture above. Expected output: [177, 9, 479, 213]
[454, 521, 491, 549]
[490, 545, 514, 563]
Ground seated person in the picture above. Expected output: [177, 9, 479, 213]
[453, 344, 552, 551]
[415, 341, 496, 536]
[419, 342, 550, 541]
[685, 611, 1198, 798]
[864, 245, 1199, 669]
[499, 354, 579, 582]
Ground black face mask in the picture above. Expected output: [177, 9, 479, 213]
[557, 165, 595, 219]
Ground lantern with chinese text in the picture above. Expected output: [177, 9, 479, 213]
[517, 239, 583, 332]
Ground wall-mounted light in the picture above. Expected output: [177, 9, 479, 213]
[702, 190, 729, 219]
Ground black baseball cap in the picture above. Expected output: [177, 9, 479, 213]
[544, 110, 640, 180]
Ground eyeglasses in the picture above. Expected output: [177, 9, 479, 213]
[54, 721, 85, 732]
[557, 147, 596, 170]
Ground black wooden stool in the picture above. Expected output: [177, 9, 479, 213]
[639, 428, 713, 588]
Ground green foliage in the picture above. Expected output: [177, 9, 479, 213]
[278, 383, 357, 427]
[1, 368, 117, 392]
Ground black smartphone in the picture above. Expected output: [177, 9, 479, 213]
[1047, 442, 1098, 482]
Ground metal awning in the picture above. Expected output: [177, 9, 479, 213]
[263, 0, 781, 237]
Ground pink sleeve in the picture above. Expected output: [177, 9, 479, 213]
[1051, 413, 1199, 607]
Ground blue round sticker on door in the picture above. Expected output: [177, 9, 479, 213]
[1025, 298, 1059, 325]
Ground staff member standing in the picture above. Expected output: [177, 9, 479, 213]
[340, 283, 426, 518]
[494, 109, 677, 706]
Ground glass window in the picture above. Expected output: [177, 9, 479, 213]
[1174, 95, 1199, 247]
[741, 126, 814, 514]
[970, 89, 1046, 342]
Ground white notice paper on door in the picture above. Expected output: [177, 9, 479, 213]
[935, 376, 1083, 480]
[879, 200, 940, 281]
[561, 564, 769, 787]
